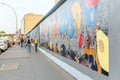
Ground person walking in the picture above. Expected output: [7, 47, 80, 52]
[10, 38, 13, 48]
[20, 36, 24, 47]
[17, 37, 20, 45]
[34, 36, 38, 52]
[26, 36, 31, 53]
[23, 35, 27, 48]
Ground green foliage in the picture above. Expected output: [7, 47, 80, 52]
[0, 31, 6, 34]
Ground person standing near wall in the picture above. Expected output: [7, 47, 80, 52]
[34, 36, 38, 52]
[17, 37, 20, 45]
[23, 35, 27, 48]
[26, 36, 31, 53]
[10, 38, 13, 48]
[54, 43, 59, 53]
[20, 36, 24, 47]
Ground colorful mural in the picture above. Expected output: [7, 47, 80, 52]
[38, 0, 109, 76]
[71, 2, 82, 34]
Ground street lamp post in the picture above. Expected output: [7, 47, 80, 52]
[1, 3, 18, 34]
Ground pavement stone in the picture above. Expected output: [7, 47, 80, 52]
[0, 45, 75, 80]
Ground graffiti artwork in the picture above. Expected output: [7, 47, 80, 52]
[36, 0, 109, 76]
[71, 2, 82, 34]
[84, 8, 97, 28]
[66, 12, 75, 39]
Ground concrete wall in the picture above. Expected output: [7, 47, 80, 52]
[30, 0, 120, 80]
[39, 0, 109, 77]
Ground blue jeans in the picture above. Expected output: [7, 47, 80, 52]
[21, 42, 24, 47]
[27, 44, 31, 53]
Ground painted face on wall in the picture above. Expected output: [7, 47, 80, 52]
[71, 2, 82, 34]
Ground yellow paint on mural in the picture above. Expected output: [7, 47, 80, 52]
[96, 30, 109, 72]
[71, 2, 82, 34]
[90, 11, 94, 22]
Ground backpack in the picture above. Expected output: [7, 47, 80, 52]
[34, 38, 38, 44]
[21, 37, 24, 42]
[27, 39, 31, 44]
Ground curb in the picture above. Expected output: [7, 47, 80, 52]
[38, 47, 93, 80]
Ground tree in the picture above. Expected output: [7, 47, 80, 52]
[0, 31, 6, 34]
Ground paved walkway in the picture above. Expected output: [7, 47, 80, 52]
[0, 45, 75, 80]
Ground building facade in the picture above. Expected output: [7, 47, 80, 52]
[23, 13, 44, 34]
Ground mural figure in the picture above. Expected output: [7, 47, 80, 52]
[71, 2, 82, 34]
[66, 12, 75, 39]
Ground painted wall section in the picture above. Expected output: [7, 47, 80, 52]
[24, 13, 44, 34]
[30, 0, 109, 77]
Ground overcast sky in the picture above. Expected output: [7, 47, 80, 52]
[0, 0, 55, 33]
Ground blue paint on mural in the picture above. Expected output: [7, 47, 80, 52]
[85, 7, 97, 28]
[66, 12, 75, 39]
[59, 12, 66, 36]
